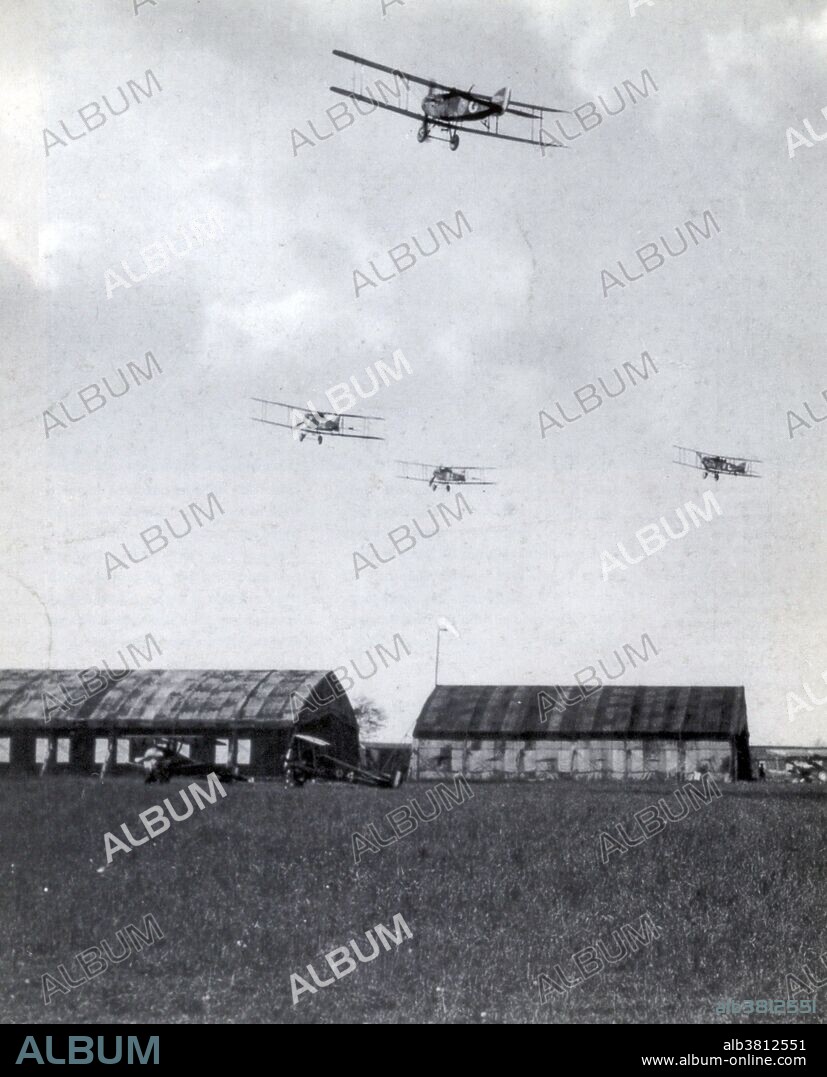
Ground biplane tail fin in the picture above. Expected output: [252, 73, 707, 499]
[492, 87, 511, 112]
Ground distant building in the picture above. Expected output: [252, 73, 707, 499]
[0, 669, 359, 778]
[413, 685, 751, 781]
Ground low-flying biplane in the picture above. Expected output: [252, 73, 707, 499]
[674, 446, 761, 481]
[252, 398, 384, 444]
[331, 50, 568, 151]
[111, 737, 250, 784]
[284, 733, 404, 788]
[397, 460, 497, 491]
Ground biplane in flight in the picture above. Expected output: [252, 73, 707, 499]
[331, 49, 568, 151]
[674, 446, 761, 481]
[397, 460, 497, 491]
[252, 398, 385, 444]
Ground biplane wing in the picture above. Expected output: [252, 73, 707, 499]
[251, 398, 385, 441]
[509, 96, 569, 114]
[333, 50, 568, 112]
[329, 88, 423, 123]
[674, 445, 761, 476]
[438, 123, 563, 148]
[294, 734, 331, 747]
[333, 49, 446, 92]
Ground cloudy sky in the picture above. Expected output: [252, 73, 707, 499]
[1, 0, 825, 743]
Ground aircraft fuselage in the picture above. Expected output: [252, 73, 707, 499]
[422, 91, 500, 124]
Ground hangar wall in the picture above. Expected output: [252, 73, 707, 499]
[412, 684, 751, 781]
[414, 737, 735, 781]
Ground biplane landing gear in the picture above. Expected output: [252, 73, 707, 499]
[417, 123, 429, 143]
[450, 132, 460, 151]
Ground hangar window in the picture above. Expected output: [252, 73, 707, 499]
[0, 737, 9, 763]
[56, 738, 70, 763]
[35, 737, 49, 763]
[117, 738, 131, 763]
[468, 740, 482, 751]
[644, 742, 660, 769]
[436, 746, 451, 766]
[94, 738, 109, 764]
[215, 741, 229, 764]
[237, 739, 251, 766]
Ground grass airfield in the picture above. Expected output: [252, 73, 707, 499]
[2, 776, 825, 1024]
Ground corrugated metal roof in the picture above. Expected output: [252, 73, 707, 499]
[414, 685, 748, 738]
[0, 670, 354, 731]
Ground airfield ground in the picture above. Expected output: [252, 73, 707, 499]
[2, 778, 825, 1024]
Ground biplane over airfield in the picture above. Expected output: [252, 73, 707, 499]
[674, 446, 761, 481]
[252, 398, 385, 444]
[331, 50, 568, 151]
[397, 460, 497, 491]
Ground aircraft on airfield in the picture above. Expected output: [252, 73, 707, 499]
[331, 49, 569, 152]
[760, 749, 827, 783]
[284, 733, 404, 789]
[109, 737, 250, 784]
[784, 755, 827, 783]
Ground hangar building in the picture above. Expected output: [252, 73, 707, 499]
[413, 684, 751, 781]
[0, 669, 359, 778]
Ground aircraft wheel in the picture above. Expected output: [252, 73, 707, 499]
[417, 124, 428, 143]
[450, 133, 459, 151]
[317, 435, 323, 445]
[346, 770, 356, 783]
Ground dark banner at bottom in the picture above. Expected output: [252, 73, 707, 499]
[1, 1022, 825, 1070]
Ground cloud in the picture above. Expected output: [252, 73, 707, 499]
[207, 290, 320, 349]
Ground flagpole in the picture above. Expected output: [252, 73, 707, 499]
[435, 627, 442, 686]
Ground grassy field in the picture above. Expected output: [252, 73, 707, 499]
[1, 776, 825, 1024]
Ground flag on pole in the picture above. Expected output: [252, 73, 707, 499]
[437, 617, 460, 638]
